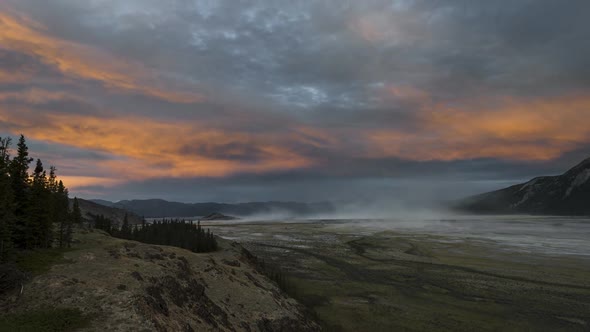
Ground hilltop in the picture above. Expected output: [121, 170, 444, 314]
[0, 229, 319, 331]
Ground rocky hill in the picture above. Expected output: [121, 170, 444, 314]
[91, 199, 334, 218]
[457, 157, 590, 215]
[1, 229, 319, 331]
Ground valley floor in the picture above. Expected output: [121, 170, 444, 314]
[208, 219, 590, 331]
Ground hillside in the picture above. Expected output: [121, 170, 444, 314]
[75, 198, 143, 226]
[91, 199, 334, 218]
[0, 229, 319, 331]
[457, 157, 590, 215]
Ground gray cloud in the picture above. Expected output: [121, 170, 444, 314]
[1, 0, 589, 202]
[6, 0, 589, 109]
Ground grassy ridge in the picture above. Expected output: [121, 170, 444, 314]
[14, 248, 73, 276]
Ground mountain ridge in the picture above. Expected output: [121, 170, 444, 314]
[75, 198, 144, 225]
[90, 199, 335, 218]
[457, 157, 590, 215]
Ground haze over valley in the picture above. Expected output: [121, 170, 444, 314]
[1, 1, 590, 331]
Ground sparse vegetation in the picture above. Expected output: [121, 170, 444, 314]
[14, 248, 73, 276]
[247, 254, 336, 331]
[257, 259, 292, 294]
[0, 307, 91, 332]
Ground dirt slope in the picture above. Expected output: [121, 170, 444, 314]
[2, 230, 319, 331]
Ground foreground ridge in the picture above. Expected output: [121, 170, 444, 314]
[0, 229, 319, 332]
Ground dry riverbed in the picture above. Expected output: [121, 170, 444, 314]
[208, 219, 590, 331]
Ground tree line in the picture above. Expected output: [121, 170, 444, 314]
[94, 214, 218, 253]
[0, 133, 218, 261]
[0, 135, 82, 262]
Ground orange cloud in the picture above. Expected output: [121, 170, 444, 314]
[0, 11, 203, 103]
[0, 67, 34, 84]
[0, 88, 80, 104]
[0, 105, 313, 191]
[368, 91, 590, 161]
[2, 90, 588, 194]
[57, 175, 124, 188]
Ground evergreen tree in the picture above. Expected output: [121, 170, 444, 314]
[72, 197, 82, 224]
[60, 196, 82, 247]
[30, 159, 52, 248]
[0, 137, 14, 261]
[0, 135, 73, 253]
[120, 213, 130, 239]
[47, 166, 59, 226]
[94, 214, 114, 234]
[56, 181, 70, 248]
[9, 135, 33, 248]
[115, 218, 217, 253]
[48, 166, 58, 194]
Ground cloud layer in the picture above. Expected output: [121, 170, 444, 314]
[1, 0, 589, 202]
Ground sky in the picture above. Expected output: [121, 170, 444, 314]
[0, 0, 589, 203]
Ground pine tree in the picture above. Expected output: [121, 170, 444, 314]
[94, 214, 113, 234]
[0, 137, 14, 261]
[120, 213, 130, 239]
[30, 159, 52, 248]
[57, 181, 70, 248]
[72, 197, 82, 224]
[47, 166, 58, 226]
[48, 167, 58, 194]
[9, 135, 33, 248]
[0, 135, 73, 253]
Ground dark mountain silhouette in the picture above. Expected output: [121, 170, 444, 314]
[88, 199, 116, 207]
[201, 212, 238, 221]
[90, 198, 334, 218]
[457, 157, 590, 215]
[76, 198, 143, 225]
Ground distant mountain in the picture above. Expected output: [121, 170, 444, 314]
[201, 212, 238, 221]
[76, 198, 143, 225]
[89, 199, 115, 207]
[90, 198, 334, 218]
[457, 157, 590, 215]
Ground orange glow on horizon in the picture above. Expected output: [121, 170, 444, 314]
[1, 5, 589, 190]
[367, 92, 590, 161]
[2, 89, 590, 191]
[56, 175, 124, 189]
[0, 106, 313, 191]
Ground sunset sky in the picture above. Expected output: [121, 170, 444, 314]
[1, 0, 589, 203]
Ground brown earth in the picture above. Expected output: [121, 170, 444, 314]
[1, 229, 319, 332]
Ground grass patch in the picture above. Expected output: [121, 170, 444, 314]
[15, 248, 73, 276]
[0, 308, 91, 332]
